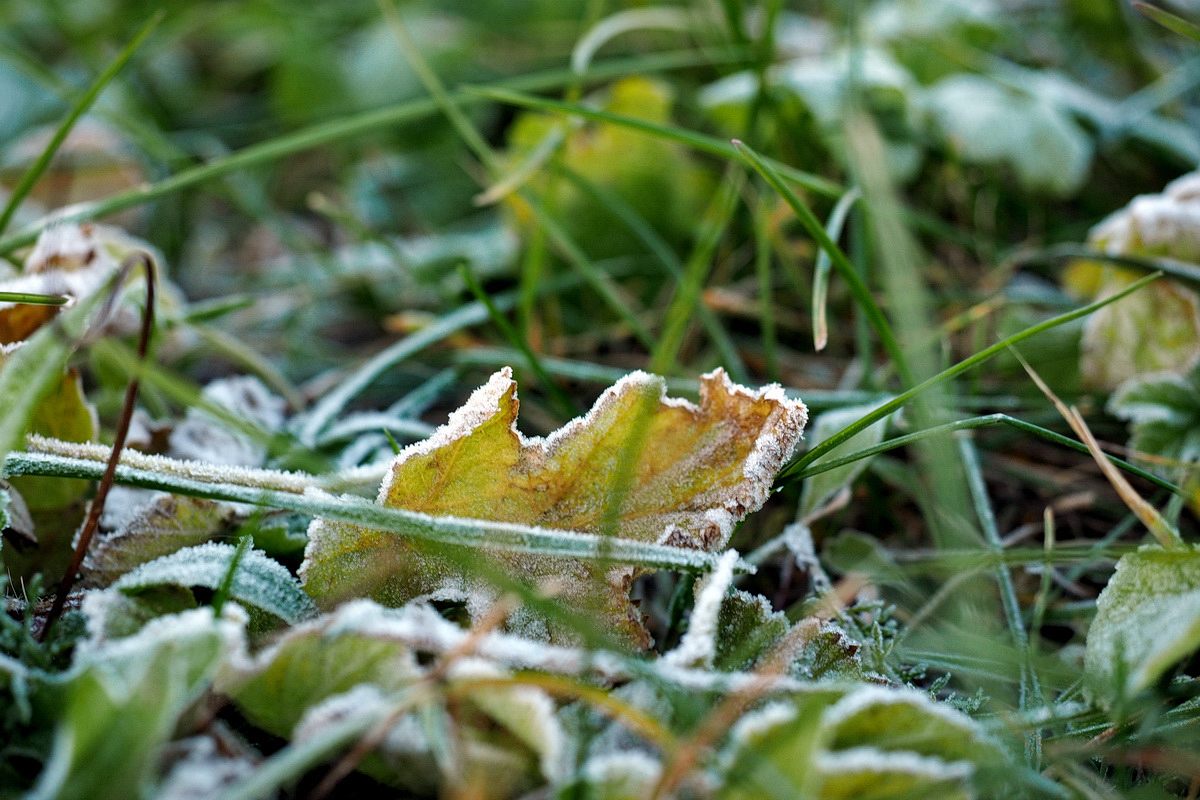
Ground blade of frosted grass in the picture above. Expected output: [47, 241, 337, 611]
[3, 451, 752, 575]
[788, 412, 1182, 496]
[783, 272, 1162, 478]
[0, 12, 162, 237]
[650, 170, 741, 374]
[0, 49, 739, 257]
[468, 87, 842, 197]
[958, 434, 1042, 717]
[812, 188, 860, 351]
[754, 196, 777, 379]
[559, 165, 749, 382]
[1134, 1, 1200, 42]
[319, 413, 434, 444]
[460, 263, 579, 418]
[0, 292, 68, 305]
[733, 140, 916, 388]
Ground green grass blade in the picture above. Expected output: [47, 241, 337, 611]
[0, 49, 737, 257]
[753, 197, 777, 379]
[1134, 2, 1200, 43]
[0, 12, 162, 237]
[734, 139, 915, 387]
[649, 170, 742, 374]
[789, 412, 1182, 497]
[469, 86, 842, 198]
[0, 292, 68, 305]
[460, 263, 579, 419]
[782, 272, 1163, 477]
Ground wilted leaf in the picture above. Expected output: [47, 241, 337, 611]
[1084, 544, 1200, 701]
[1065, 171, 1200, 388]
[111, 542, 317, 629]
[301, 368, 807, 647]
[82, 494, 236, 588]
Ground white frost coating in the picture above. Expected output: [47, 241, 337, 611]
[664, 549, 740, 669]
[170, 376, 286, 468]
[581, 750, 663, 795]
[292, 684, 390, 742]
[727, 701, 799, 745]
[814, 747, 974, 781]
[27, 434, 320, 493]
[820, 685, 979, 733]
[155, 736, 256, 800]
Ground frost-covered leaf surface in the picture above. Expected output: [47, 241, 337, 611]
[1066, 171, 1200, 388]
[1085, 544, 1200, 700]
[301, 367, 807, 646]
[109, 542, 317, 628]
[1108, 363, 1200, 482]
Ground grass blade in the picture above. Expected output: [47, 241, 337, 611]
[1134, 2, 1200, 43]
[0, 12, 162, 237]
[782, 272, 1163, 477]
[812, 188, 860, 351]
[734, 139, 915, 387]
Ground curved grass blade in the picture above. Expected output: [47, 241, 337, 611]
[783, 272, 1163, 478]
[733, 140, 915, 387]
[0, 292, 68, 305]
[0, 12, 162, 237]
[812, 188, 860, 351]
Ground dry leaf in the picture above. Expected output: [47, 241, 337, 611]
[301, 368, 807, 647]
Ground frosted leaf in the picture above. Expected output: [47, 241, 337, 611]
[1065, 171, 1200, 388]
[170, 376, 285, 468]
[154, 734, 256, 800]
[572, 751, 663, 800]
[30, 607, 243, 800]
[664, 549, 740, 669]
[83, 494, 235, 587]
[798, 402, 893, 520]
[1108, 364, 1200, 484]
[447, 657, 567, 782]
[110, 542, 317, 628]
[219, 605, 423, 736]
[1084, 544, 1200, 702]
[814, 748, 973, 800]
[301, 368, 807, 648]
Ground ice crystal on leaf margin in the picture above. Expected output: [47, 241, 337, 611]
[301, 367, 807, 648]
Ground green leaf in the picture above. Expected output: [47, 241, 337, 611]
[26, 607, 241, 800]
[1108, 364, 1200, 482]
[111, 542, 317, 629]
[221, 605, 422, 736]
[301, 368, 807, 647]
[82, 494, 235, 588]
[1084, 544, 1200, 701]
[9, 369, 96, 512]
[1134, 2, 1200, 43]
[799, 403, 893, 519]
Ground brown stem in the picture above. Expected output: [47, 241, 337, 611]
[41, 252, 156, 639]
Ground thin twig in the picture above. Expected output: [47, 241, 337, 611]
[42, 251, 155, 638]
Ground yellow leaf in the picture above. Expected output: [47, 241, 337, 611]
[301, 368, 807, 648]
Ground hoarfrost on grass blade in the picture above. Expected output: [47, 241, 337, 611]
[664, 548, 740, 669]
[301, 367, 807, 647]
